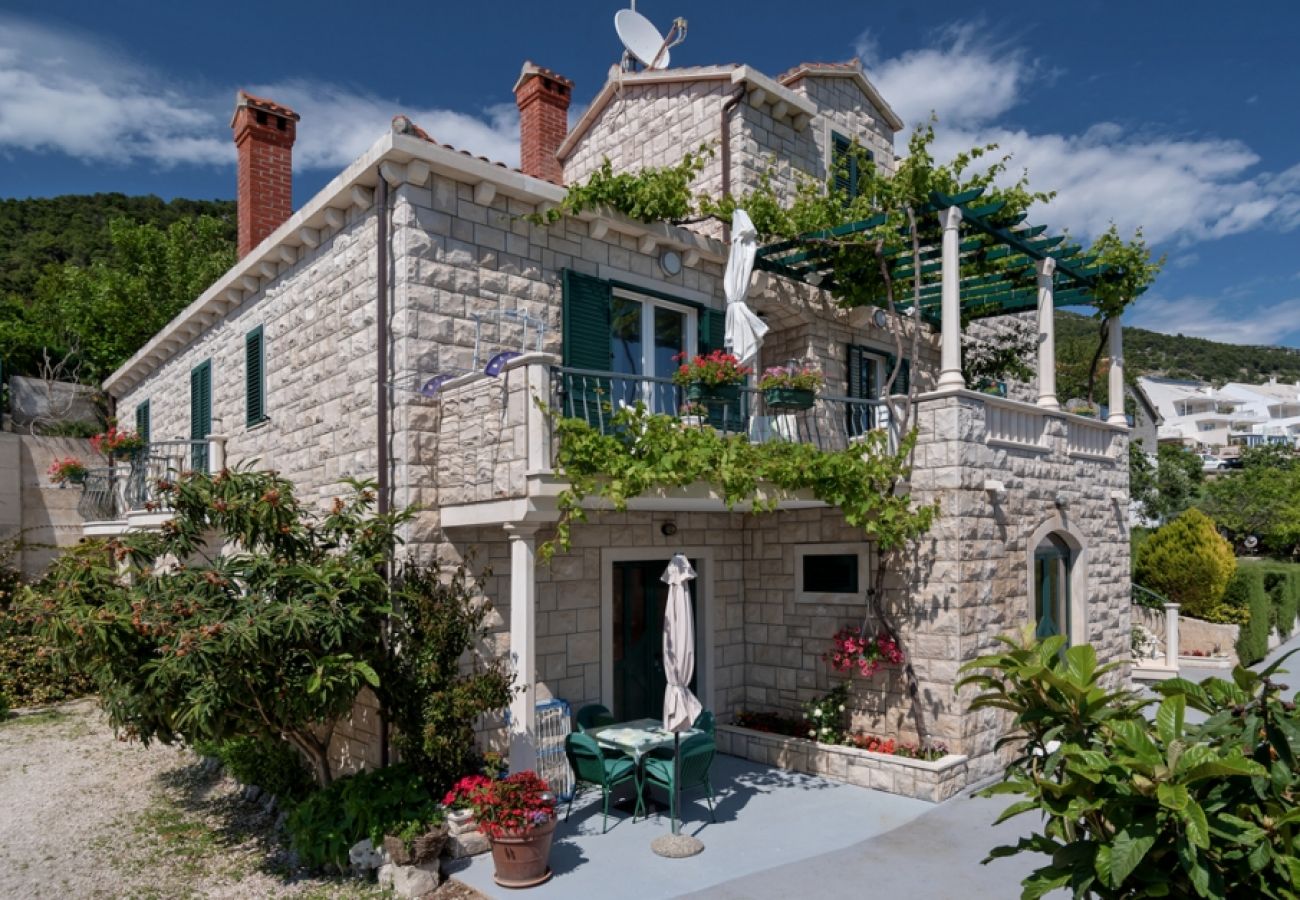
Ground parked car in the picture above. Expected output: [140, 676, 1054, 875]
[1199, 453, 1225, 471]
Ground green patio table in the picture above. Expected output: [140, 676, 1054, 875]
[588, 718, 701, 762]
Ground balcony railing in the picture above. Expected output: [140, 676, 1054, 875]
[551, 367, 883, 453]
[77, 440, 212, 522]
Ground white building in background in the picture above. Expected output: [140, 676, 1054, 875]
[1138, 375, 1300, 451]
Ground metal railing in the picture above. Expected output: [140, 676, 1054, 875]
[551, 367, 884, 453]
[77, 440, 210, 521]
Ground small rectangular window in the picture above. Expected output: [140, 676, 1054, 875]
[134, 400, 150, 444]
[795, 543, 873, 604]
[831, 131, 874, 201]
[245, 326, 266, 427]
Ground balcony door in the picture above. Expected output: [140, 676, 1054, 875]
[611, 558, 698, 722]
[610, 291, 696, 415]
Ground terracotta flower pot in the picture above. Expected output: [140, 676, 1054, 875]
[489, 816, 556, 889]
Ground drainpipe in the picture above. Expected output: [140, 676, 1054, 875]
[375, 174, 391, 767]
[719, 85, 747, 242]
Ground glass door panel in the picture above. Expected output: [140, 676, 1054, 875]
[610, 296, 643, 411]
[652, 306, 686, 414]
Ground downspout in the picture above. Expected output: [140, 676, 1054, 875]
[719, 85, 747, 242]
[375, 174, 391, 767]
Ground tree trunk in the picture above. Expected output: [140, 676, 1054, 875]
[287, 729, 334, 787]
[1085, 317, 1110, 405]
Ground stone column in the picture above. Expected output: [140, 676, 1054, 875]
[208, 433, 228, 471]
[1035, 258, 1059, 410]
[1164, 603, 1180, 669]
[1108, 313, 1127, 426]
[505, 522, 540, 772]
[936, 206, 966, 391]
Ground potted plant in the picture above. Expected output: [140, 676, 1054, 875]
[758, 363, 824, 411]
[678, 401, 710, 428]
[824, 625, 905, 678]
[442, 774, 491, 833]
[47, 456, 88, 486]
[672, 350, 751, 408]
[381, 813, 448, 867]
[470, 770, 557, 889]
[90, 424, 147, 460]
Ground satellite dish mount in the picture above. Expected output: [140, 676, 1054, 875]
[615, 5, 687, 71]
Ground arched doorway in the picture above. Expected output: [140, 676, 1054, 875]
[1033, 534, 1073, 642]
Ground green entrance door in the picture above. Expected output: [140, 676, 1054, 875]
[611, 559, 698, 721]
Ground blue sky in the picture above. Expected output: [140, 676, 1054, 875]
[2, 0, 1299, 347]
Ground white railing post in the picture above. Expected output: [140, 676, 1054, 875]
[1035, 258, 1059, 410]
[936, 206, 966, 391]
[208, 433, 228, 472]
[1107, 312, 1127, 426]
[1164, 602, 1180, 669]
[526, 361, 553, 474]
[505, 522, 539, 773]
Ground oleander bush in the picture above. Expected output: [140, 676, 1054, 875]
[962, 632, 1300, 899]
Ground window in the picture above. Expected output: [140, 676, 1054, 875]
[134, 400, 150, 444]
[245, 326, 267, 427]
[609, 289, 697, 414]
[795, 543, 873, 604]
[830, 131, 874, 201]
[1033, 534, 1072, 642]
[846, 344, 908, 435]
[190, 359, 212, 472]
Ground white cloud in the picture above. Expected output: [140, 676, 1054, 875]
[861, 23, 1300, 248]
[0, 15, 518, 171]
[1129, 294, 1300, 346]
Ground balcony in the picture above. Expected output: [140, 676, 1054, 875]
[77, 439, 218, 534]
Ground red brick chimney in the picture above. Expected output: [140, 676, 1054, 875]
[514, 62, 572, 184]
[231, 91, 300, 258]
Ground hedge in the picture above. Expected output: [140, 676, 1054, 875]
[1258, 563, 1300, 639]
[1226, 567, 1276, 666]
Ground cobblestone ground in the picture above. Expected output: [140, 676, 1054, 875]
[0, 699, 483, 899]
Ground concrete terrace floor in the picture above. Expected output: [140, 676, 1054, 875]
[451, 634, 1300, 900]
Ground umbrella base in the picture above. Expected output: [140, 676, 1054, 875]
[651, 833, 705, 858]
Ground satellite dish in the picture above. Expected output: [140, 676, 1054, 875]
[1244, 534, 1260, 550]
[615, 8, 686, 70]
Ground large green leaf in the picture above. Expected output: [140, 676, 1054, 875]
[1156, 694, 1186, 745]
[1100, 825, 1158, 887]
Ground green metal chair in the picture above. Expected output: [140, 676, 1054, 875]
[565, 731, 640, 833]
[575, 703, 616, 732]
[639, 732, 718, 825]
[692, 709, 715, 736]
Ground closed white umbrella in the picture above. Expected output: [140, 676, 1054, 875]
[652, 553, 705, 856]
[723, 209, 768, 367]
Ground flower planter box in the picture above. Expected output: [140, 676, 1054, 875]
[685, 382, 742, 407]
[716, 723, 969, 803]
[762, 387, 815, 411]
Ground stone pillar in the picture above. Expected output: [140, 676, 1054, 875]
[1108, 313, 1127, 426]
[505, 523, 540, 772]
[936, 206, 966, 391]
[208, 433, 228, 472]
[1164, 603, 1180, 669]
[1035, 258, 1059, 410]
[525, 360, 554, 475]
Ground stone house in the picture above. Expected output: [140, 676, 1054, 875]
[87, 58, 1132, 801]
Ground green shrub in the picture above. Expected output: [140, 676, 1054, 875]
[197, 736, 315, 806]
[1133, 509, 1236, 619]
[0, 538, 92, 707]
[285, 763, 443, 871]
[1224, 567, 1272, 666]
[1258, 563, 1300, 639]
[0, 689, 9, 721]
[962, 635, 1300, 898]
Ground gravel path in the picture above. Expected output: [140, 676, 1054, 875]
[0, 699, 483, 899]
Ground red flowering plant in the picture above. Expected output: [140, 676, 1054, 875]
[47, 456, 88, 485]
[825, 626, 905, 678]
[442, 774, 492, 811]
[469, 770, 556, 839]
[90, 424, 146, 459]
[671, 350, 751, 388]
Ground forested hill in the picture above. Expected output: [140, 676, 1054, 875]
[1057, 311, 1300, 387]
[0, 193, 235, 301]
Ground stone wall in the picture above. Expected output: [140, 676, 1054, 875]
[0, 434, 96, 577]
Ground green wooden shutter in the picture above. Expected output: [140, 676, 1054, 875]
[190, 360, 211, 471]
[562, 270, 613, 428]
[134, 400, 150, 444]
[697, 308, 726, 356]
[883, 353, 910, 396]
[832, 132, 853, 198]
[245, 326, 266, 426]
[846, 344, 875, 434]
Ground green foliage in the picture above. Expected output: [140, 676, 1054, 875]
[1056, 311, 1300, 389]
[1259, 564, 1300, 638]
[1200, 447, 1300, 557]
[801, 682, 850, 745]
[195, 735, 316, 806]
[382, 561, 514, 795]
[1134, 510, 1236, 619]
[1, 213, 235, 382]
[528, 147, 713, 226]
[543, 404, 937, 559]
[24, 469, 409, 786]
[286, 763, 443, 871]
[0, 689, 8, 720]
[1225, 567, 1274, 666]
[961, 632, 1300, 899]
[0, 535, 93, 707]
[1131, 440, 1205, 524]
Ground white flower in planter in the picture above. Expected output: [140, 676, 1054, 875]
[820, 727, 829, 734]
[812, 708, 822, 717]
[808, 730, 817, 738]
[838, 704, 845, 712]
